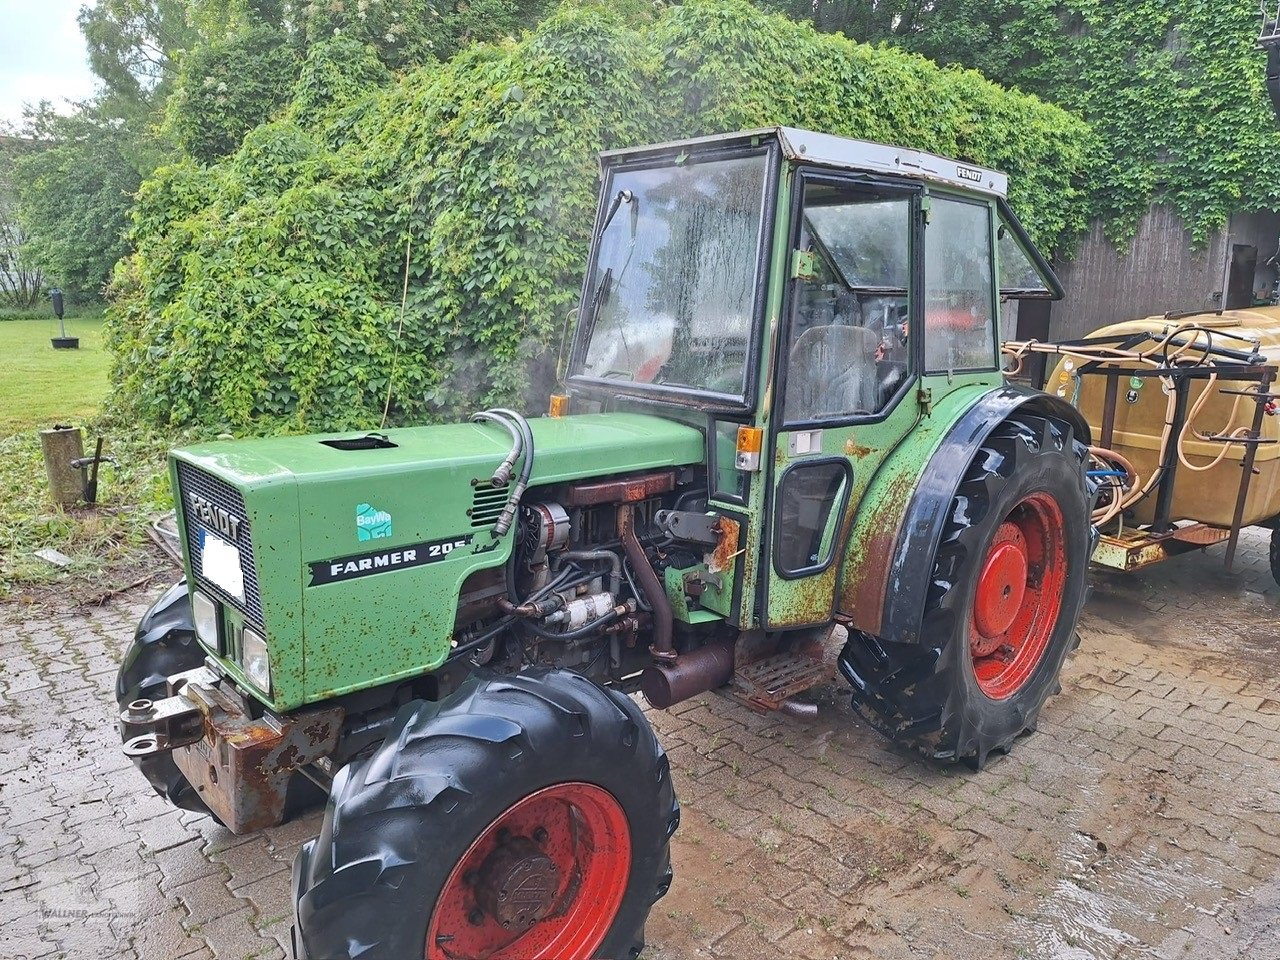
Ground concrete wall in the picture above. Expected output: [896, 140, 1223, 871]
[1047, 204, 1280, 340]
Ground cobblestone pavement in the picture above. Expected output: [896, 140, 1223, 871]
[2, 531, 1279, 960]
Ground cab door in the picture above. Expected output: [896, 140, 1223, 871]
[764, 173, 923, 629]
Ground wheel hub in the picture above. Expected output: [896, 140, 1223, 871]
[968, 493, 1068, 700]
[426, 782, 632, 960]
[474, 836, 561, 932]
[972, 524, 1029, 648]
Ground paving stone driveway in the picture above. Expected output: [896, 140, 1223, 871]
[2, 532, 1279, 960]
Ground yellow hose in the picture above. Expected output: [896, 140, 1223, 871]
[1003, 325, 1259, 524]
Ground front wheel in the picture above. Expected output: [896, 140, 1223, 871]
[293, 669, 679, 960]
[840, 410, 1091, 768]
[116, 580, 214, 816]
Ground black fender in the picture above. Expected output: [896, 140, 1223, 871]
[116, 579, 203, 704]
[845, 384, 1091, 646]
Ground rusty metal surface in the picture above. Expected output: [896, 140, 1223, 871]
[1168, 524, 1234, 546]
[1091, 529, 1221, 572]
[641, 641, 735, 709]
[730, 650, 832, 712]
[120, 667, 345, 834]
[175, 694, 343, 834]
[708, 516, 741, 575]
[562, 470, 677, 506]
[838, 468, 915, 635]
[618, 502, 675, 662]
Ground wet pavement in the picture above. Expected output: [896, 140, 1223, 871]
[2, 530, 1279, 959]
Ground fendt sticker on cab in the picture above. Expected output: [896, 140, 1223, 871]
[308, 535, 474, 586]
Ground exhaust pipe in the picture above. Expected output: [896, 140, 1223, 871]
[617, 502, 675, 663]
[641, 641, 734, 709]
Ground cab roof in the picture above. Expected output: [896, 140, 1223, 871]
[599, 126, 1009, 199]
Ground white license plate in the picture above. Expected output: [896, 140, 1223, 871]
[200, 529, 245, 601]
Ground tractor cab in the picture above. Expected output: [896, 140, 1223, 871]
[565, 127, 1065, 636]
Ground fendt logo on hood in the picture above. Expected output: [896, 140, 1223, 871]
[188, 493, 242, 541]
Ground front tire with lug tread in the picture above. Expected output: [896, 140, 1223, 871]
[292, 667, 679, 960]
[115, 579, 214, 817]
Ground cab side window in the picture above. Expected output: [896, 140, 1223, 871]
[924, 196, 996, 373]
[783, 182, 913, 423]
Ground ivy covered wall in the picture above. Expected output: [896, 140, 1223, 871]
[106, 0, 1094, 433]
[759, 0, 1280, 246]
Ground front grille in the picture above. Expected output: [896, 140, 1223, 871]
[175, 461, 264, 630]
[469, 482, 511, 527]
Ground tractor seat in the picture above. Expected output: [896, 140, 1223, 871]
[786, 324, 880, 421]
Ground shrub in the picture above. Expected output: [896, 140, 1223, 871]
[164, 25, 301, 164]
[108, 0, 1093, 433]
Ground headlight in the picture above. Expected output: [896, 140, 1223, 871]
[192, 591, 220, 651]
[241, 627, 271, 693]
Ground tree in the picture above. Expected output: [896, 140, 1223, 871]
[106, 2, 1091, 432]
[78, 0, 202, 120]
[163, 25, 301, 163]
[78, 0, 292, 124]
[12, 105, 141, 302]
[757, 0, 1280, 242]
[0, 138, 44, 309]
[294, 0, 558, 70]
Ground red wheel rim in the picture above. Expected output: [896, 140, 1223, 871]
[969, 492, 1067, 700]
[425, 782, 631, 960]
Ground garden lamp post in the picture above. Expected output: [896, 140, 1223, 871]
[50, 288, 78, 349]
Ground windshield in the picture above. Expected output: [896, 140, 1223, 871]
[572, 152, 770, 401]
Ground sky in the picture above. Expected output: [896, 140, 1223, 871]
[0, 0, 99, 130]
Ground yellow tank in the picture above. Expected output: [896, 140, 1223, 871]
[1048, 308, 1280, 528]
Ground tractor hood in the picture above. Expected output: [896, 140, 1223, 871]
[174, 412, 705, 486]
[169, 413, 705, 709]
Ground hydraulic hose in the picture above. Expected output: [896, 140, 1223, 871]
[470, 411, 522, 486]
[555, 550, 622, 595]
[1003, 325, 1265, 525]
[520, 609, 622, 642]
[474, 408, 533, 537]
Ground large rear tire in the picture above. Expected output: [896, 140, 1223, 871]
[293, 668, 678, 960]
[839, 410, 1091, 768]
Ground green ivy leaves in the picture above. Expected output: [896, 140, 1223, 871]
[107, 0, 1092, 434]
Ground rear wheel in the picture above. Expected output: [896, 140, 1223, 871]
[293, 668, 678, 960]
[839, 410, 1091, 768]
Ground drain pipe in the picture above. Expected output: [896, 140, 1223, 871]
[617, 502, 674, 663]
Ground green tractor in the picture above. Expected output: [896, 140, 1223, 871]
[116, 127, 1094, 960]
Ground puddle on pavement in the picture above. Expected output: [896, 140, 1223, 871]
[1019, 830, 1225, 959]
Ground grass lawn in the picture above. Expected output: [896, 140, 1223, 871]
[0, 308, 179, 601]
[0, 309, 111, 436]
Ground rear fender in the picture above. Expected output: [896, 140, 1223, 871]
[838, 385, 1089, 643]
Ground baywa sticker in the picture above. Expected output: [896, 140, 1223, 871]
[356, 502, 393, 541]
[309, 535, 474, 586]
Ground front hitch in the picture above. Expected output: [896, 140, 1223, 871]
[119, 667, 343, 833]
